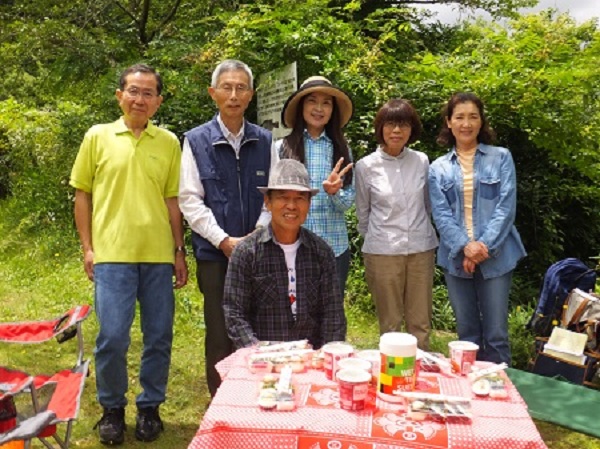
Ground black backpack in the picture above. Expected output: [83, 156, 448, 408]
[528, 258, 597, 337]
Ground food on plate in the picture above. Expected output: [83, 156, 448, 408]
[471, 378, 491, 397]
[258, 388, 277, 410]
[488, 375, 508, 399]
[403, 392, 472, 421]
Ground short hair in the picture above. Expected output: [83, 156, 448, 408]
[211, 59, 254, 89]
[119, 63, 163, 95]
[436, 92, 495, 147]
[373, 99, 423, 146]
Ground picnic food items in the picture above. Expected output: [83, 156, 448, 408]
[248, 340, 313, 373]
[311, 351, 325, 369]
[336, 368, 371, 411]
[469, 364, 509, 398]
[448, 341, 479, 375]
[257, 368, 297, 411]
[378, 332, 418, 402]
[402, 392, 472, 421]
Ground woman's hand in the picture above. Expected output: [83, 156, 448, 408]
[464, 241, 489, 264]
[323, 157, 353, 195]
[463, 257, 477, 274]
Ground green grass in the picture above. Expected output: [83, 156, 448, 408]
[0, 214, 599, 448]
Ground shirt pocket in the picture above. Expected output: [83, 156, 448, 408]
[252, 274, 281, 310]
[142, 151, 169, 187]
[441, 179, 457, 206]
[199, 167, 227, 204]
[479, 176, 500, 201]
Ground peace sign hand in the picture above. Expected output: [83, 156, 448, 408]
[323, 157, 353, 195]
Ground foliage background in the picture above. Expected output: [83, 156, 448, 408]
[1, 0, 600, 447]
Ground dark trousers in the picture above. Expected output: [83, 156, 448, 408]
[196, 260, 233, 397]
[335, 249, 351, 299]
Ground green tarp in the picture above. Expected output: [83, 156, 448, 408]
[506, 368, 600, 438]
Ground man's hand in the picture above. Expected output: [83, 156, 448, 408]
[83, 248, 94, 281]
[173, 253, 188, 289]
[219, 236, 244, 258]
[464, 241, 489, 264]
[322, 157, 353, 196]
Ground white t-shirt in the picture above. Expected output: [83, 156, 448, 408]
[277, 240, 300, 320]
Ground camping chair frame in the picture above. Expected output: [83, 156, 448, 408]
[0, 305, 92, 449]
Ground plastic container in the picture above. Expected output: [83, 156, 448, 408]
[337, 368, 371, 411]
[336, 357, 371, 379]
[377, 332, 417, 402]
[322, 342, 353, 380]
[448, 341, 479, 375]
[355, 349, 380, 387]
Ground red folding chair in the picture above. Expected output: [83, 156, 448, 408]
[0, 305, 92, 449]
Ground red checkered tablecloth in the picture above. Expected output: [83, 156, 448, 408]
[188, 349, 548, 449]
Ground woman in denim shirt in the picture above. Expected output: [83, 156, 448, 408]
[428, 93, 526, 365]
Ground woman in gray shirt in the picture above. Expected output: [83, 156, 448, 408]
[355, 99, 438, 350]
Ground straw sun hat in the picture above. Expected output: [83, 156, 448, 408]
[281, 76, 354, 129]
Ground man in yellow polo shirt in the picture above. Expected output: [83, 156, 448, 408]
[70, 63, 187, 445]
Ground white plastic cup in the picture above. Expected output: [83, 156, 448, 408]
[448, 341, 479, 375]
[377, 332, 417, 402]
[355, 349, 380, 387]
[336, 357, 372, 379]
[336, 368, 371, 411]
[322, 342, 354, 380]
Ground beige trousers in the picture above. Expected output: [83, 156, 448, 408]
[363, 250, 435, 350]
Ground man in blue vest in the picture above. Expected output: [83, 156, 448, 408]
[179, 60, 275, 397]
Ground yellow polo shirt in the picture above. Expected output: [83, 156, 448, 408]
[70, 118, 181, 264]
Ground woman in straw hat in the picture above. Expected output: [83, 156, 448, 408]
[278, 76, 354, 299]
[355, 99, 438, 350]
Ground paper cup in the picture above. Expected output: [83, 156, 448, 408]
[448, 341, 479, 375]
[336, 357, 372, 378]
[355, 349, 380, 387]
[322, 342, 354, 380]
[336, 368, 371, 411]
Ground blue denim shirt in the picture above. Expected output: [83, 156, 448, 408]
[428, 144, 526, 279]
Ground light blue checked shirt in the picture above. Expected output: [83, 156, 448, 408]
[277, 131, 355, 257]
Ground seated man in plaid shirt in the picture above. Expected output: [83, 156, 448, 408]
[223, 159, 347, 349]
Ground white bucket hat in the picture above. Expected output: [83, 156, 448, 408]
[257, 159, 320, 196]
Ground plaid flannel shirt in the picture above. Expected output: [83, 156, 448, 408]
[223, 225, 347, 349]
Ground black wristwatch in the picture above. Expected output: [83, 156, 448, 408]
[175, 245, 187, 256]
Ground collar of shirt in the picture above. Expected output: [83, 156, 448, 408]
[217, 113, 245, 153]
[258, 225, 309, 248]
[303, 128, 330, 142]
[377, 145, 408, 160]
[449, 143, 489, 160]
[115, 117, 157, 137]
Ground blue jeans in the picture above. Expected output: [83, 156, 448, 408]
[336, 249, 351, 299]
[444, 269, 512, 365]
[94, 263, 175, 409]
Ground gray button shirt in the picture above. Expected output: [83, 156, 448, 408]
[355, 146, 438, 255]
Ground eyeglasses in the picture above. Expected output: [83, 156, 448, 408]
[123, 88, 157, 100]
[383, 122, 411, 130]
[216, 84, 252, 95]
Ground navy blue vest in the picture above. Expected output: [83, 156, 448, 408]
[185, 117, 272, 262]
